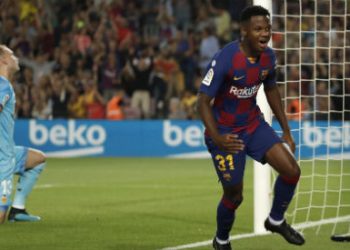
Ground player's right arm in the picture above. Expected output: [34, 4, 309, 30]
[197, 92, 244, 154]
[0, 84, 11, 113]
[197, 48, 244, 154]
[0, 88, 11, 113]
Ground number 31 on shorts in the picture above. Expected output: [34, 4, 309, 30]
[215, 154, 234, 171]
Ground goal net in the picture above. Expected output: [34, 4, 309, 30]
[271, 0, 350, 237]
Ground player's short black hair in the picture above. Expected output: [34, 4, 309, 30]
[240, 5, 270, 23]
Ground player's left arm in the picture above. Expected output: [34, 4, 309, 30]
[263, 50, 295, 152]
[264, 84, 295, 153]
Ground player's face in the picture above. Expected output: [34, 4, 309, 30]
[244, 15, 271, 54]
[2, 47, 20, 73]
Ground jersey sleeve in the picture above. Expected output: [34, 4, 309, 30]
[0, 84, 11, 111]
[199, 49, 230, 98]
[263, 50, 277, 88]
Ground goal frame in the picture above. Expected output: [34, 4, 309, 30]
[253, 0, 273, 234]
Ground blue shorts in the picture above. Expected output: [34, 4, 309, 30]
[205, 120, 282, 186]
[0, 146, 28, 208]
[0, 157, 15, 209]
[14, 146, 28, 175]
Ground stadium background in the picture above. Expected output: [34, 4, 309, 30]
[1, 0, 349, 250]
[1, 0, 347, 122]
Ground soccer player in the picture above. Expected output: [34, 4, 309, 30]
[197, 6, 305, 250]
[0, 45, 46, 223]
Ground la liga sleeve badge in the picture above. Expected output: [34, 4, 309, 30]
[202, 68, 214, 86]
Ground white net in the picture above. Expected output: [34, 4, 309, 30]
[271, 0, 350, 236]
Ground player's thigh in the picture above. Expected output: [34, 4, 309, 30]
[205, 137, 246, 187]
[246, 121, 300, 177]
[14, 146, 45, 172]
[246, 120, 282, 164]
[25, 148, 46, 169]
[265, 143, 300, 177]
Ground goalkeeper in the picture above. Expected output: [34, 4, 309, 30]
[197, 6, 304, 250]
[0, 45, 46, 223]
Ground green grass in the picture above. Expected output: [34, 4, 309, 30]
[0, 158, 349, 250]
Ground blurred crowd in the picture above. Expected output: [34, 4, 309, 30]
[0, 0, 245, 120]
[273, 0, 350, 121]
[0, 0, 349, 121]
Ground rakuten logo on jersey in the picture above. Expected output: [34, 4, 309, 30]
[229, 84, 261, 98]
[29, 120, 106, 146]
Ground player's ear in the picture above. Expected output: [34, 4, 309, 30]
[240, 20, 249, 36]
[0, 55, 8, 65]
[240, 26, 247, 39]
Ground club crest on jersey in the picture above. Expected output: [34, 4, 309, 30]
[259, 70, 269, 81]
[202, 68, 214, 86]
[223, 173, 232, 182]
[1, 195, 7, 204]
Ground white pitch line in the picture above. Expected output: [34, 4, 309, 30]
[294, 215, 350, 230]
[161, 215, 350, 250]
[45, 146, 104, 157]
[160, 232, 268, 250]
[34, 184, 55, 189]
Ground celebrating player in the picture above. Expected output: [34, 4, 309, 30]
[0, 45, 46, 223]
[197, 6, 305, 250]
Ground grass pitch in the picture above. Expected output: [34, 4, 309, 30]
[0, 158, 349, 250]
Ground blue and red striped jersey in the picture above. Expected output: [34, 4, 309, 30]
[199, 40, 277, 134]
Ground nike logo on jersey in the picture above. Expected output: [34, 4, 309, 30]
[233, 75, 245, 81]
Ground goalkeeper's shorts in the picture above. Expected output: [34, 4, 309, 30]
[0, 158, 15, 208]
[14, 146, 29, 175]
[0, 146, 28, 208]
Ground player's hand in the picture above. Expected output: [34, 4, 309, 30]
[213, 134, 245, 154]
[282, 132, 296, 153]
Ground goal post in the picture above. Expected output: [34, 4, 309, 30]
[253, 0, 273, 234]
[253, 0, 350, 237]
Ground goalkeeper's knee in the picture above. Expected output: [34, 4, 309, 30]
[32, 161, 46, 174]
[25, 149, 47, 174]
[34, 150, 46, 165]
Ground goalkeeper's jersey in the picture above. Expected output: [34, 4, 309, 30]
[199, 40, 277, 135]
[0, 76, 16, 176]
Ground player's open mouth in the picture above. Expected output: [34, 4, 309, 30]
[259, 40, 268, 49]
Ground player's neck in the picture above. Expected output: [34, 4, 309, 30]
[0, 69, 11, 81]
[239, 42, 260, 58]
